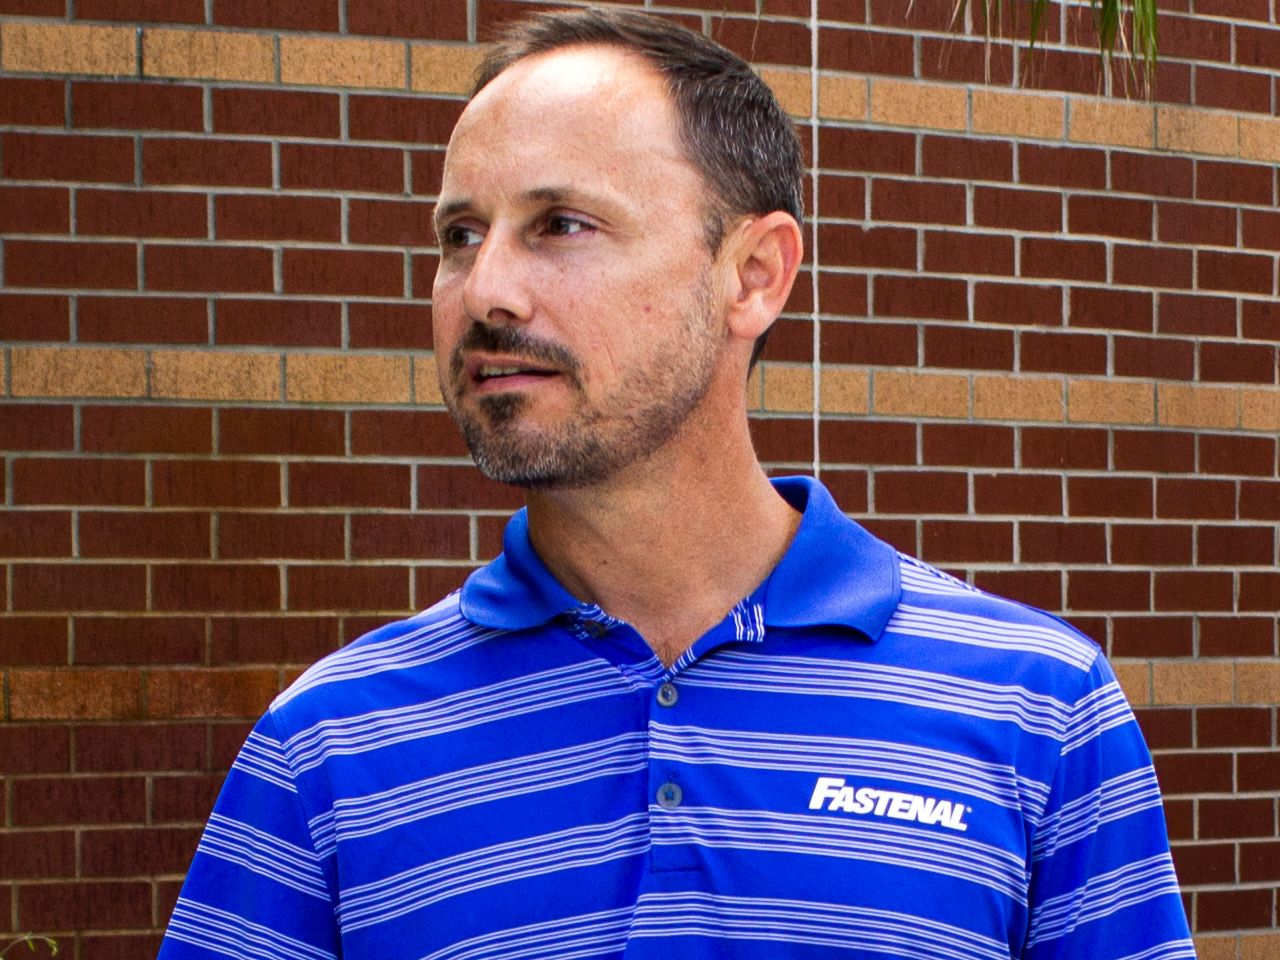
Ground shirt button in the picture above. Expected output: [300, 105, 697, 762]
[656, 782, 683, 810]
[656, 682, 678, 707]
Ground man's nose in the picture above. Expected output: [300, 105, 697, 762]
[461, 229, 533, 326]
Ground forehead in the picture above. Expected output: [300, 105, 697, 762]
[439, 45, 700, 209]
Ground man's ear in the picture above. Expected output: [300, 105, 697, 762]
[721, 211, 804, 345]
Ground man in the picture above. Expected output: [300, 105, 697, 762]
[159, 9, 1194, 960]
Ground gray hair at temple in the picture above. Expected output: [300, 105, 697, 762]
[471, 7, 806, 369]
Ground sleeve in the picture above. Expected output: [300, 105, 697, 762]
[158, 710, 341, 960]
[1022, 652, 1196, 960]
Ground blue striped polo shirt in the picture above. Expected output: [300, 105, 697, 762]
[159, 475, 1194, 960]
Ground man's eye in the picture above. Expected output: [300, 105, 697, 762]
[544, 215, 592, 237]
[441, 224, 483, 249]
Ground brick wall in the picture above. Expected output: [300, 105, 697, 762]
[0, 0, 1277, 956]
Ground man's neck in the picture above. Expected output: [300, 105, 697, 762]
[524, 414, 800, 667]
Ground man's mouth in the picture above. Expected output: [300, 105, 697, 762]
[466, 358, 562, 391]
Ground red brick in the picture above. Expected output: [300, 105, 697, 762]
[410, 147, 446, 196]
[218, 512, 344, 560]
[1155, 13, 1230, 60]
[0, 77, 65, 126]
[0, 615, 67, 668]
[210, 616, 339, 665]
[411, 251, 440, 299]
[283, 249, 403, 297]
[1240, 841, 1280, 883]
[1201, 433, 1276, 477]
[349, 302, 434, 350]
[14, 458, 144, 506]
[1196, 64, 1271, 112]
[1243, 209, 1280, 252]
[1019, 331, 1105, 375]
[80, 511, 210, 560]
[1170, 842, 1234, 887]
[1198, 706, 1272, 748]
[762, 317, 815, 364]
[712, 14, 811, 65]
[0, 404, 72, 451]
[1134, 708, 1193, 750]
[212, 88, 341, 138]
[1240, 480, 1280, 521]
[214, 299, 341, 348]
[753, 418, 813, 464]
[1199, 524, 1275, 566]
[822, 320, 916, 366]
[74, 615, 205, 664]
[143, 138, 272, 188]
[417, 464, 525, 510]
[1114, 335, 1193, 379]
[216, 194, 341, 243]
[1240, 572, 1280, 612]
[1021, 47, 1104, 97]
[819, 127, 914, 175]
[0, 832, 75, 879]
[972, 570, 1062, 611]
[874, 275, 967, 320]
[349, 94, 463, 146]
[818, 420, 916, 466]
[82, 405, 212, 453]
[13, 776, 146, 826]
[1068, 194, 1152, 241]
[923, 424, 1013, 467]
[220, 407, 344, 456]
[346, 0, 466, 36]
[1113, 243, 1193, 289]
[146, 244, 274, 293]
[974, 472, 1062, 515]
[818, 24, 913, 75]
[75, 722, 206, 771]
[923, 231, 1014, 277]
[153, 773, 225, 822]
[73, 80, 202, 131]
[1019, 521, 1106, 564]
[76, 188, 207, 241]
[287, 564, 411, 612]
[0, 510, 71, 558]
[1112, 152, 1193, 199]
[1154, 571, 1234, 611]
[1158, 292, 1236, 337]
[869, 0, 963, 29]
[19, 878, 153, 928]
[1239, 752, 1280, 792]
[1157, 201, 1235, 247]
[818, 224, 915, 269]
[12, 563, 146, 611]
[973, 186, 1061, 232]
[1238, 23, 1280, 67]
[76, 0, 202, 19]
[921, 520, 1013, 563]
[0, 294, 70, 341]
[1198, 250, 1274, 295]
[872, 470, 967, 516]
[872, 179, 965, 225]
[151, 564, 280, 612]
[152, 460, 280, 507]
[290, 462, 411, 508]
[78, 295, 209, 344]
[1200, 616, 1275, 657]
[414, 566, 474, 607]
[919, 37, 1014, 85]
[1156, 477, 1235, 520]
[213, 0, 337, 29]
[280, 143, 405, 193]
[1022, 238, 1106, 282]
[82, 934, 165, 959]
[1111, 615, 1192, 658]
[1198, 159, 1274, 206]
[1201, 797, 1275, 839]
[0, 185, 69, 234]
[1155, 752, 1234, 795]
[350, 514, 471, 560]
[1019, 144, 1106, 190]
[350, 410, 468, 458]
[818, 173, 867, 220]
[0, 726, 71, 778]
[820, 469, 868, 513]
[816, 271, 867, 317]
[973, 282, 1063, 326]
[1068, 476, 1153, 517]
[1066, 570, 1150, 611]
[1111, 523, 1192, 566]
[922, 325, 1013, 369]
[82, 825, 201, 877]
[348, 198, 436, 246]
[2, 132, 134, 183]
[5, 240, 137, 290]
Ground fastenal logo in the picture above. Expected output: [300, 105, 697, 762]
[808, 776, 971, 832]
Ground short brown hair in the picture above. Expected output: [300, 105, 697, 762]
[473, 7, 805, 368]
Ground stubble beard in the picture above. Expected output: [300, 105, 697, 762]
[444, 277, 721, 490]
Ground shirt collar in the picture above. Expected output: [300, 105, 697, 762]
[459, 474, 901, 643]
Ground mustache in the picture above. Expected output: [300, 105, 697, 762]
[449, 323, 581, 380]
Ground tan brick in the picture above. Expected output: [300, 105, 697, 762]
[763, 364, 813, 413]
[287, 354, 410, 404]
[817, 74, 867, 122]
[1241, 933, 1280, 960]
[1239, 116, 1280, 163]
[873, 370, 968, 417]
[9, 668, 143, 720]
[281, 36, 405, 90]
[870, 79, 966, 131]
[143, 28, 274, 84]
[1241, 388, 1280, 432]
[759, 67, 812, 118]
[1195, 935, 1238, 960]
[1069, 98, 1153, 149]
[413, 356, 445, 405]
[1236, 660, 1280, 705]
[1156, 106, 1237, 157]
[1158, 383, 1238, 429]
[1067, 379, 1153, 425]
[1112, 660, 1151, 707]
[147, 668, 278, 719]
[820, 367, 869, 414]
[973, 375, 1063, 421]
[151, 350, 279, 402]
[0, 22, 136, 76]
[11, 347, 146, 399]
[971, 89, 1062, 139]
[411, 43, 486, 97]
[1152, 661, 1233, 706]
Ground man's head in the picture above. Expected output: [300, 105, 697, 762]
[431, 10, 804, 489]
